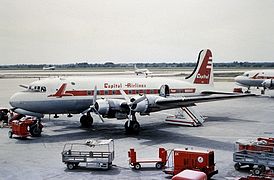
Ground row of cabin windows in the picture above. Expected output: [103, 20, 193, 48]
[87, 89, 160, 95]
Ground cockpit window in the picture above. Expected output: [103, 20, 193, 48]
[28, 86, 47, 92]
[243, 73, 249, 77]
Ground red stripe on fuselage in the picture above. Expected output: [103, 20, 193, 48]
[62, 88, 196, 97]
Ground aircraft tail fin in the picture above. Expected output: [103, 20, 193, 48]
[185, 49, 213, 86]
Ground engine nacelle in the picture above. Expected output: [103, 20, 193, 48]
[131, 95, 161, 113]
[95, 99, 129, 118]
[262, 79, 274, 89]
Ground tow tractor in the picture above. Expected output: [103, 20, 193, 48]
[128, 148, 167, 170]
[8, 116, 43, 138]
[62, 139, 114, 170]
[163, 148, 218, 178]
[233, 138, 274, 176]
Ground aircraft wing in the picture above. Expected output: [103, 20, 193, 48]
[200, 90, 238, 95]
[155, 93, 255, 107]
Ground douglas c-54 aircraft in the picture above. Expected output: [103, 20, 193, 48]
[9, 49, 253, 135]
[235, 70, 274, 94]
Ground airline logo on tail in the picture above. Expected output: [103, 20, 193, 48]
[194, 49, 212, 84]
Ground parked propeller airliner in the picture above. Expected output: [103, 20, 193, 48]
[235, 70, 274, 94]
[9, 49, 253, 135]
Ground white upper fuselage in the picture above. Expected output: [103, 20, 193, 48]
[9, 76, 212, 115]
[235, 70, 274, 87]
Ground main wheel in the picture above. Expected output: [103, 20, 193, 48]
[134, 163, 141, 170]
[29, 124, 42, 137]
[131, 121, 140, 134]
[80, 115, 93, 128]
[155, 162, 163, 169]
[125, 121, 140, 134]
[67, 163, 75, 170]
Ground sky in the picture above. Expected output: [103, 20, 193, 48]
[0, 0, 274, 64]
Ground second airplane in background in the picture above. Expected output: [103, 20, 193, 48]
[9, 49, 253, 135]
[235, 70, 274, 94]
[134, 64, 152, 76]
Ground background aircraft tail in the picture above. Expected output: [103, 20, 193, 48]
[185, 49, 214, 86]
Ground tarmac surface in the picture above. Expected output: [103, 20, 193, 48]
[0, 75, 274, 180]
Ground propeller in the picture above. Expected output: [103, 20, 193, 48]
[119, 89, 146, 126]
[82, 86, 104, 122]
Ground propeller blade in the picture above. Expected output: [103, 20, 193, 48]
[119, 89, 130, 103]
[93, 107, 104, 122]
[131, 95, 146, 105]
[93, 86, 97, 104]
[82, 107, 92, 114]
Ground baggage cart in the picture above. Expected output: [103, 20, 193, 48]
[62, 139, 114, 170]
[128, 148, 167, 170]
[233, 150, 274, 175]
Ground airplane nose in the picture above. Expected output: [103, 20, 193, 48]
[234, 76, 240, 82]
[9, 92, 22, 107]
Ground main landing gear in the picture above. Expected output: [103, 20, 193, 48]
[124, 113, 140, 134]
[80, 113, 93, 128]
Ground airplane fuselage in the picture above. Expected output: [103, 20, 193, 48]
[235, 70, 274, 88]
[10, 76, 212, 116]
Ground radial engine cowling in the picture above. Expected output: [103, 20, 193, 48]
[262, 79, 274, 89]
[94, 99, 129, 118]
[130, 95, 160, 113]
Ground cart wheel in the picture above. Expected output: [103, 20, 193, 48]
[234, 163, 241, 171]
[258, 165, 266, 172]
[155, 162, 163, 169]
[8, 131, 13, 138]
[74, 163, 79, 168]
[253, 167, 262, 175]
[134, 163, 141, 170]
[67, 163, 75, 170]
[29, 124, 42, 137]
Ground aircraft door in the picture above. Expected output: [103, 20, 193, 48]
[159, 85, 170, 97]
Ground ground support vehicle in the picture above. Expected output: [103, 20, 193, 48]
[128, 148, 167, 170]
[163, 148, 218, 179]
[233, 150, 274, 175]
[62, 139, 114, 170]
[8, 117, 43, 138]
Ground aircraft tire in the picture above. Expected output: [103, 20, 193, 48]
[80, 115, 93, 128]
[131, 121, 140, 134]
[124, 121, 140, 134]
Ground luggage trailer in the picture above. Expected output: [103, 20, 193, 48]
[62, 139, 114, 170]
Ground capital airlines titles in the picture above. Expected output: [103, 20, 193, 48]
[104, 82, 147, 89]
